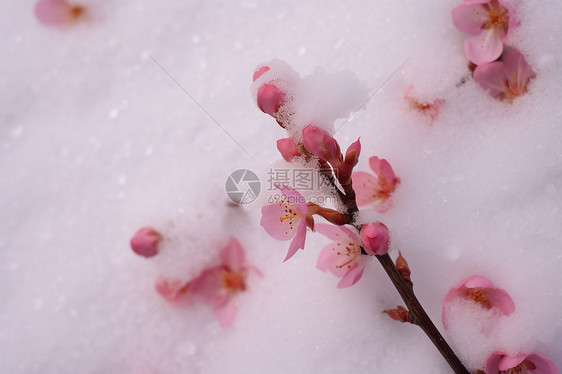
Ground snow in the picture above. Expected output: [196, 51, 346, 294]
[1, 0, 562, 373]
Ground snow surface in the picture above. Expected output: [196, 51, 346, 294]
[1, 0, 562, 373]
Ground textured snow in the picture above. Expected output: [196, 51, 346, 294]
[1, 0, 562, 373]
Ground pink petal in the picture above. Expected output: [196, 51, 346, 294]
[473, 60, 509, 100]
[190, 267, 226, 304]
[352, 171, 379, 207]
[369, 156, 397, 183]
[260, 202, 301, 241]
[464, 28, 504, 64]
[284, 219, 307, 262]
[498, 353, 527, 371]
[154, 276, 191, 307]
[214, 300, 237, 327]
[35, 0, 68, 26]
[253, 66, 269, 82]
[458, 274, 494, 289]
[317, 243, 348, 277]
[274, 184, 307, 213]
[485, 352, 503, 374]
[486, 288, 515, 316]
[277, 137, 301, 162]
[502, 47, 536, 96]
[315, 223, 360, 244]
[526, 354, 560, 374]
[442, 288, 465, 330]
[451, 2, 488, 34]
[337, 262, 365, 288]
[220, 237, 246, 271]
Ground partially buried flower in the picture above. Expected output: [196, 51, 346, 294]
[404, 85, 444, 121]
[442, 275, 515, 330]
[473, 47, 536, 103]
[261, 184, 313, 261]
[190, 237, 262, 327]
[485, 351, 559, 374]
[35, 0, 86, 27]
[452, 0, 514, 64]
[352, 156, 400, 212]
[316, 224, 365, 288]
[130, 227, 162, 258]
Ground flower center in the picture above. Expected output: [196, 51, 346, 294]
[466, 288, 492, 309]
[501, 360, 536, 374]
[221, 270, 246, 293]
[483, 0, 509, 30]
[335, 241, 361, 269]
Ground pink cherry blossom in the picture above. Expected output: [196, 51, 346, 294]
[277, 137, 301, 162]
[360, 222, 390, 256]
[190, 237, 262, 327]
[442, 275, 515, 330]
[316, 224, 365, 288]
[452, 0, 514, 64]
[485, 351, 559, 374]
[130, 227, 162, 258]
[352, 156, 400, 211]
[473, 47, 536, 103]
[35, 0, 85, 27]
[261, 184, 312, 262]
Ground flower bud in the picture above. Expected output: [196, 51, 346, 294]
[130, 227, 162, 258]
[382, 305, 412, 323]
[256, 83, 286, 118]
[301, 125, 341, 166]
[344, 138, 361, 168]
[360, 222, 390, 256]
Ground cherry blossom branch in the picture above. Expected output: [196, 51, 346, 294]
[375, 253, 470, 374]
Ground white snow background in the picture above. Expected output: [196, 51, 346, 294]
[1, 0, 562, 373]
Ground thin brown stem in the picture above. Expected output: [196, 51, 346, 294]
[375, 254, 470, 374]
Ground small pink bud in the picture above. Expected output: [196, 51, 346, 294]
[344, 138, 361, 168]
[301, 125, 342, 166]
[253, 66, 270, 82]
[360, 222, 390, 256]
[130, 227, 162, 258]
[277, 137, 301, 162]
[257, 83, 286, 117]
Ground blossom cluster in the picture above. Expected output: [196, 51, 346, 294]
[254, 61, 399, 288]
[443, 275, 558, 374]
[452, 0, 536, 102]
[130, 228, 261, 327]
